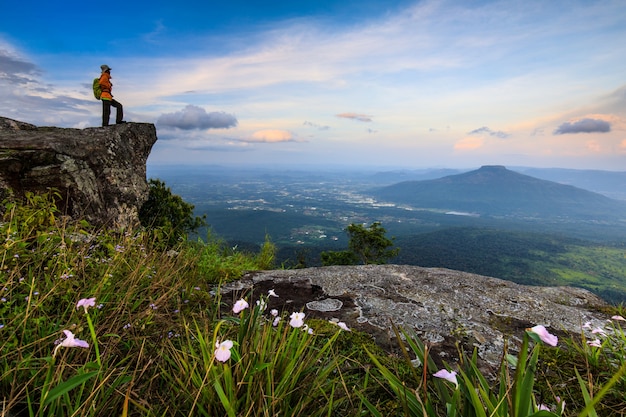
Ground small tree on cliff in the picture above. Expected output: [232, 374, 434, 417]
[139, 179, 206, 246]
[321, 222, 399, 266]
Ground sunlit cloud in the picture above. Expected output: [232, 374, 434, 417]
[336, 113, 373, 122]
[585, 140, 602, 152]
[250, 129, 294, 143]
[454, 137, 484, 151]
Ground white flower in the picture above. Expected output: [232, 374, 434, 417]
[270, 309, 279, 317]
[256, 299, 267, 311]
[527, 325, 558, 346]
[433, 369, 458, 387]
[289, 312, 305, 328]
[233, 299, 249, 314]
[337, 322, 351, 332]
[587, 339, 602, 348]
[76, 297, 96, 313]
[268, 289, 279, 297]
[53, 330, 89, 356]
[592, 327, 607, 337]
[214, 340, 234, 362]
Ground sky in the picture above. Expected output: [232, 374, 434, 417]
[2, 0, 626, 170]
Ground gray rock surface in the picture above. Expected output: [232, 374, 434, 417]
[0, 117, 157, 228]
[222, 264, 610, 369]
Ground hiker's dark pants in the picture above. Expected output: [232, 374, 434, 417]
[102, 99, 123, 126]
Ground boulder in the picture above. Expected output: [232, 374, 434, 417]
[222, 264, 610, 370]
[0, 117, 157, 228]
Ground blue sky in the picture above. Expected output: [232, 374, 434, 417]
[2, 0, 625, 170]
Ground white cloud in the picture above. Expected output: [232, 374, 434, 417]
[156, 105, 237, 130]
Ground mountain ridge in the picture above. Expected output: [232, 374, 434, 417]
[371, 165, 626, 221]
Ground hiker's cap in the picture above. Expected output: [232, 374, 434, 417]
[101, 64, 112, 72]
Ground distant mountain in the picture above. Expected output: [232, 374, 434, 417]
[514, 167, 626, 201]
[370, 165, 626, 221]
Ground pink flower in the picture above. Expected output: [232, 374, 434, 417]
[76, 297, 96, 312]
[587, 339, 602, 348]
[433, 369, 458, 387]
[337, 322, 351, 332]
[611, 315, 625, 321]
[528, 325, 558, 346]
[272, 316, 281, 327]
[214, 340, 234, 362]
[592, 327, 607, 337]
[270, 309, 279, 317]
[232, 299, 249, 314]
[289, 312, 305, 328]
[53, 330, 89, 356]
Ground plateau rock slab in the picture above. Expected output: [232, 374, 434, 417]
[222, 264, 610, 370]
[0, 117, 157, 228]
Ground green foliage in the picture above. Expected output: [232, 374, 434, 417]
[393, 228, 626, 303]
[3, 194, 626, 416]
[321, 250, 358, 266]
[366, 326, 615, 417]
[191, 231, 276, 284]
[161, 298, 351, 416]
[139, 178, 207, 246]
[322, 222, 399, 265]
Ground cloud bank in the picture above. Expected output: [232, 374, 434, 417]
[0, 49, 40, 84]
[157, 105, 237, 130]
[553, 118, 611, 134]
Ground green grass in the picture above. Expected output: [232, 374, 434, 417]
[2, 193, 626, 416]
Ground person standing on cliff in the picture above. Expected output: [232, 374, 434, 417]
[99, 64, 125, 127]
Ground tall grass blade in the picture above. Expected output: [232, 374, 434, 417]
[42, 371, 99, 407]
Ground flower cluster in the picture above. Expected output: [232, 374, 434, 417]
[433, 324, 560, 392]
[582, 314, 625, 349]
[217, 290, 326, 362]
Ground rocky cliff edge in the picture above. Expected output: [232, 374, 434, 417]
[222, 264, 610, 371]
[0, 117, 157, 228]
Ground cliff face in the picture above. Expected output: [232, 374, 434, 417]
[0, 117, 157, 228]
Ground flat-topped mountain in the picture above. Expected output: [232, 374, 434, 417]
[371, 165, 626, 221]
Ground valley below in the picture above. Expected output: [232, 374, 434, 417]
[147, 164, 626, 303]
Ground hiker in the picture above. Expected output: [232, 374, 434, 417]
[99, 64, 125, 126]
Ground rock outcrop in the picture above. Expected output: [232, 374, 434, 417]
[0, 117, 157, 228]
[222, 264, 610, 370]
